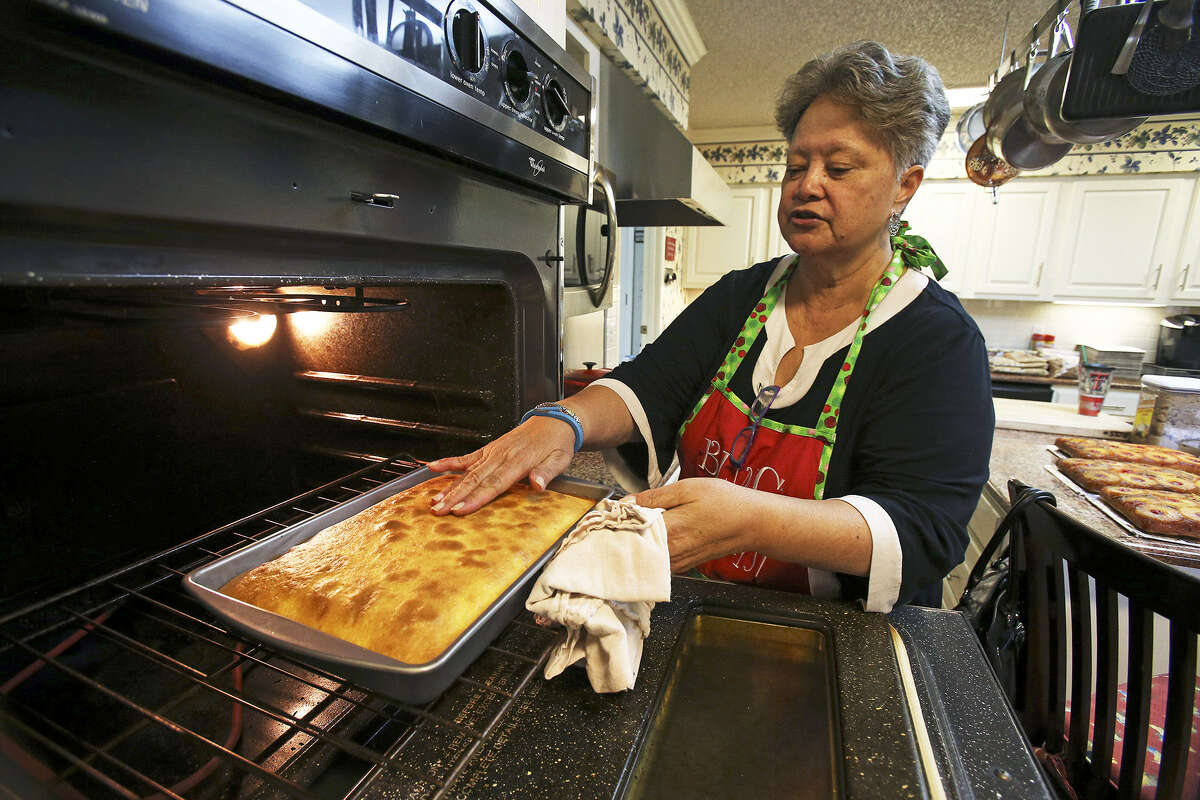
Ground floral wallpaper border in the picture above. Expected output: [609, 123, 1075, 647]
[698, 116, 1200, 184]
[567, 0, 691, 128]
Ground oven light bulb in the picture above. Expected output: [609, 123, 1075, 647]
[228, 313, 277, 348]
[290, 310, 334, 337]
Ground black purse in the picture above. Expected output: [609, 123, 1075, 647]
[956, 482, 1056, 700]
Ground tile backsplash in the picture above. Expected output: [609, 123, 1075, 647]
[962, 298, 1198, 359]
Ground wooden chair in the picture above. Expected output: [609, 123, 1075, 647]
[1004, 479, 1200, 800]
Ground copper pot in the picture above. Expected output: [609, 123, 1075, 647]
[965, 134, 1020, 188]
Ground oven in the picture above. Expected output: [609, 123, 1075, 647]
[0, 0, 596, 793]
[1, 3, 1053, 797]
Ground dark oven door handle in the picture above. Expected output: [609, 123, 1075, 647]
[587, 169, 619, 307]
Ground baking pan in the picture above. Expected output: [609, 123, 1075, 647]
[184, 467, 612, 703]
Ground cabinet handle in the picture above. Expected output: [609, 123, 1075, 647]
[1181, 264, 1192, 293]
[1152, 263, 1163, 291]
[1035, 262, 1044, 287]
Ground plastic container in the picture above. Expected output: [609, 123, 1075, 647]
[1131, 375, 1200, 447]
[1077, 364, 1114, 416]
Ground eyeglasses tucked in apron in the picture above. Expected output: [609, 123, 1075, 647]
[675, 250, 906, 593]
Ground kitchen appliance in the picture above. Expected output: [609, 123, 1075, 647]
[1157, 314, 1200, 370]
[596, 59, 730, 228]
[0, 3, 1049, 797]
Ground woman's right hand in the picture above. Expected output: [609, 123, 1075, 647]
[426, 416, 577, 515]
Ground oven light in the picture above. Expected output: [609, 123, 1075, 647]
[228, 313, 277, 348]
[290, 310, 334, 337]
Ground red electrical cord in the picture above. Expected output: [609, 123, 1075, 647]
[1, 610, 245, 799]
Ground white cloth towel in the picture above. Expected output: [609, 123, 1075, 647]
[525, 498, 670, 693]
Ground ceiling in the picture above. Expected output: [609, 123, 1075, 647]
[684, 0, 1077, 132]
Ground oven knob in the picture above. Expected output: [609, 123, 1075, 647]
[543, 78, 569, 132]
[502, 43, 534, 109]
[446, 5, 487, 76]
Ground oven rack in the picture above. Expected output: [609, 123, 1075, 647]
[0, 457, 561, 800]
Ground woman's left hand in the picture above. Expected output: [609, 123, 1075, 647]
[632, 478, 760, 572]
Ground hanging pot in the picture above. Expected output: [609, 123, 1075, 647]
[956, 102, 987, 154]
[1042, 53, 1147, 144]
[982, 67, 1066, 172]
[965, 134, 1020, 188]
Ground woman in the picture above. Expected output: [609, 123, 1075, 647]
[429, 41, 993, 611]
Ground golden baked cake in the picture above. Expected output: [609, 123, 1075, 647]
[1057, 458, 1200, 495]
[221, 474, 596, 664]
[1054, 437, 1200, 475]
[1099, 486, 1200, 539]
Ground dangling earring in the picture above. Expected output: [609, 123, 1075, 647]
[887, 211, 902, 236]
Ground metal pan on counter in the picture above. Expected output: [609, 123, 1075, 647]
[184, 467, 612, 704]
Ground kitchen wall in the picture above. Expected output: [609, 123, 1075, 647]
[694, 114, 1200, 183]
[656, 226, 689, 330]
[962, 299, 1186, 357]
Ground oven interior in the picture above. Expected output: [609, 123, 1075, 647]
[0, 280, 526, 608]
[0, 258, 566, 799]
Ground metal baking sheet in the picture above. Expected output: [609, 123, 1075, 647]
[184, 467, 612, 704]
[1042, 464, 1200, 555]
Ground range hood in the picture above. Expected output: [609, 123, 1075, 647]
[598, 58, 730, 227]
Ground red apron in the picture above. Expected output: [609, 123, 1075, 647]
[677, 250, 906, 592]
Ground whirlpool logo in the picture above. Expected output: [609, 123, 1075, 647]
[528, 157, 546, 177]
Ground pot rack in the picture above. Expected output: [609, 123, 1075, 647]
[991, 0, 1093, 87]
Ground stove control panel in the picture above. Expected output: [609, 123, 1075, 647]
[20, 0, 594, 201]
[297, 0, 590, 161]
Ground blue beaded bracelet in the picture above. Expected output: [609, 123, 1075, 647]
[520, 403, 584, 453]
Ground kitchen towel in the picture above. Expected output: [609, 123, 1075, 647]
[525, 498, 670, 693]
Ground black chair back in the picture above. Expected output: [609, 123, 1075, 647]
[1006, 479, 1200, 800]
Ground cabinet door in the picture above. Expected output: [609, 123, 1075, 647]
[903, 180, 977, 296]
[1052, 176, 1192, 301]
[683, 186, 768, 288]
[765, 185, 792, 262]
[1168, 179, 1200, 302]
[968, 180, 1061, 299]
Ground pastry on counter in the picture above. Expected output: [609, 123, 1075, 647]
[1099, 486, 1200, 539]
[1054, 437, 1200, 475]
[1057, 458, 1200, 494]
[222, 474, 596, 664]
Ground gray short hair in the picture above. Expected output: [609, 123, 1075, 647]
[775, 41, 951, 173]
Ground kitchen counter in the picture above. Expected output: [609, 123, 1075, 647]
[990, 371, 1141, 390]
[396, 579, 1048, 799]
[988, 428, 1200, 569]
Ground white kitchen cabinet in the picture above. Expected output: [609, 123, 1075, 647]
[945, 488, 1006, 609]
[1051, 176, 1193, 302]
[966, 180, 1062, 299]
[903, 180, 978, 296]
[764, 185, 791, 262]
[1168, 179, 1200, 303]
[683, 186, 770, 288]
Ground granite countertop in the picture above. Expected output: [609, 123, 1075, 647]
[988, 429, 1200, 568]
[566, 451, 624, 495]
[411, 580, 1048, 799]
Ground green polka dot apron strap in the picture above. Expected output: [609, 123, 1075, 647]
[675, 250, 906, 592]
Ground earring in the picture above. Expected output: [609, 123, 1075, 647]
[888, 212, 902, 236]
